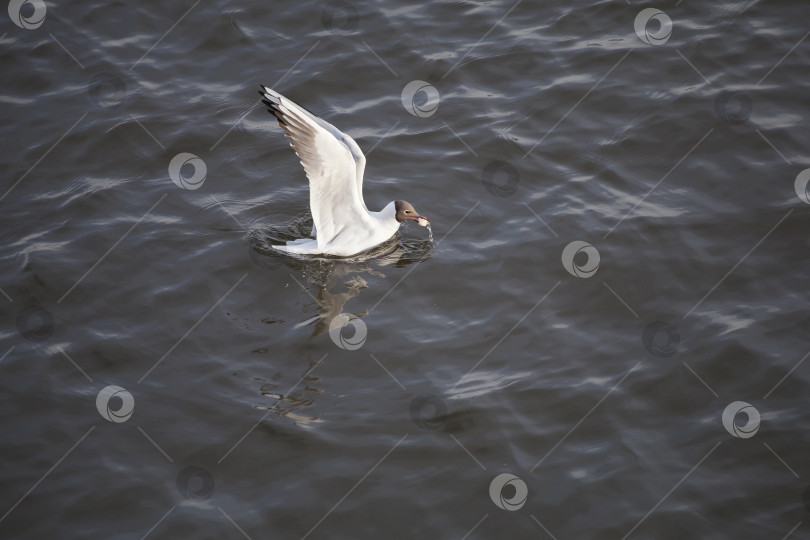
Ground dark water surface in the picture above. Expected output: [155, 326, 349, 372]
[2, 0, 810, 538]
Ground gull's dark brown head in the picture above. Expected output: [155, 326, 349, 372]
[394, 200, 429, 226]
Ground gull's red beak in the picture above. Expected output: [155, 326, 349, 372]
[410, 216, 430, 227]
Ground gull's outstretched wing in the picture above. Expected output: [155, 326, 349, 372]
[259, 86, 370, 246]
[298, 98, 367, 211]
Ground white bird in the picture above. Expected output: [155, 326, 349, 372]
[259, 86, 429, 257]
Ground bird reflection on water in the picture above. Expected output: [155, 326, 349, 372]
[250, 219, 433, 336]
[246, 221, 433, 427]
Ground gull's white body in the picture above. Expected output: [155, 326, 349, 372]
[260, 87, 402, 257]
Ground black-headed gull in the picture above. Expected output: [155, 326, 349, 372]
[259, 86, 429, 257]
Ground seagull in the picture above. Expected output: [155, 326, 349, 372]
[259, 86, 429, 257]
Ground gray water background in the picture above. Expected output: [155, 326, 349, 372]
[2, 1, 810, 538]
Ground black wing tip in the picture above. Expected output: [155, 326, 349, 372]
[258, 86, 286, 125]
[258, 84, 277, 98]
[258, 85, 321, 120]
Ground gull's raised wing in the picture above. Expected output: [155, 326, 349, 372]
[259, 86, 369, 245]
